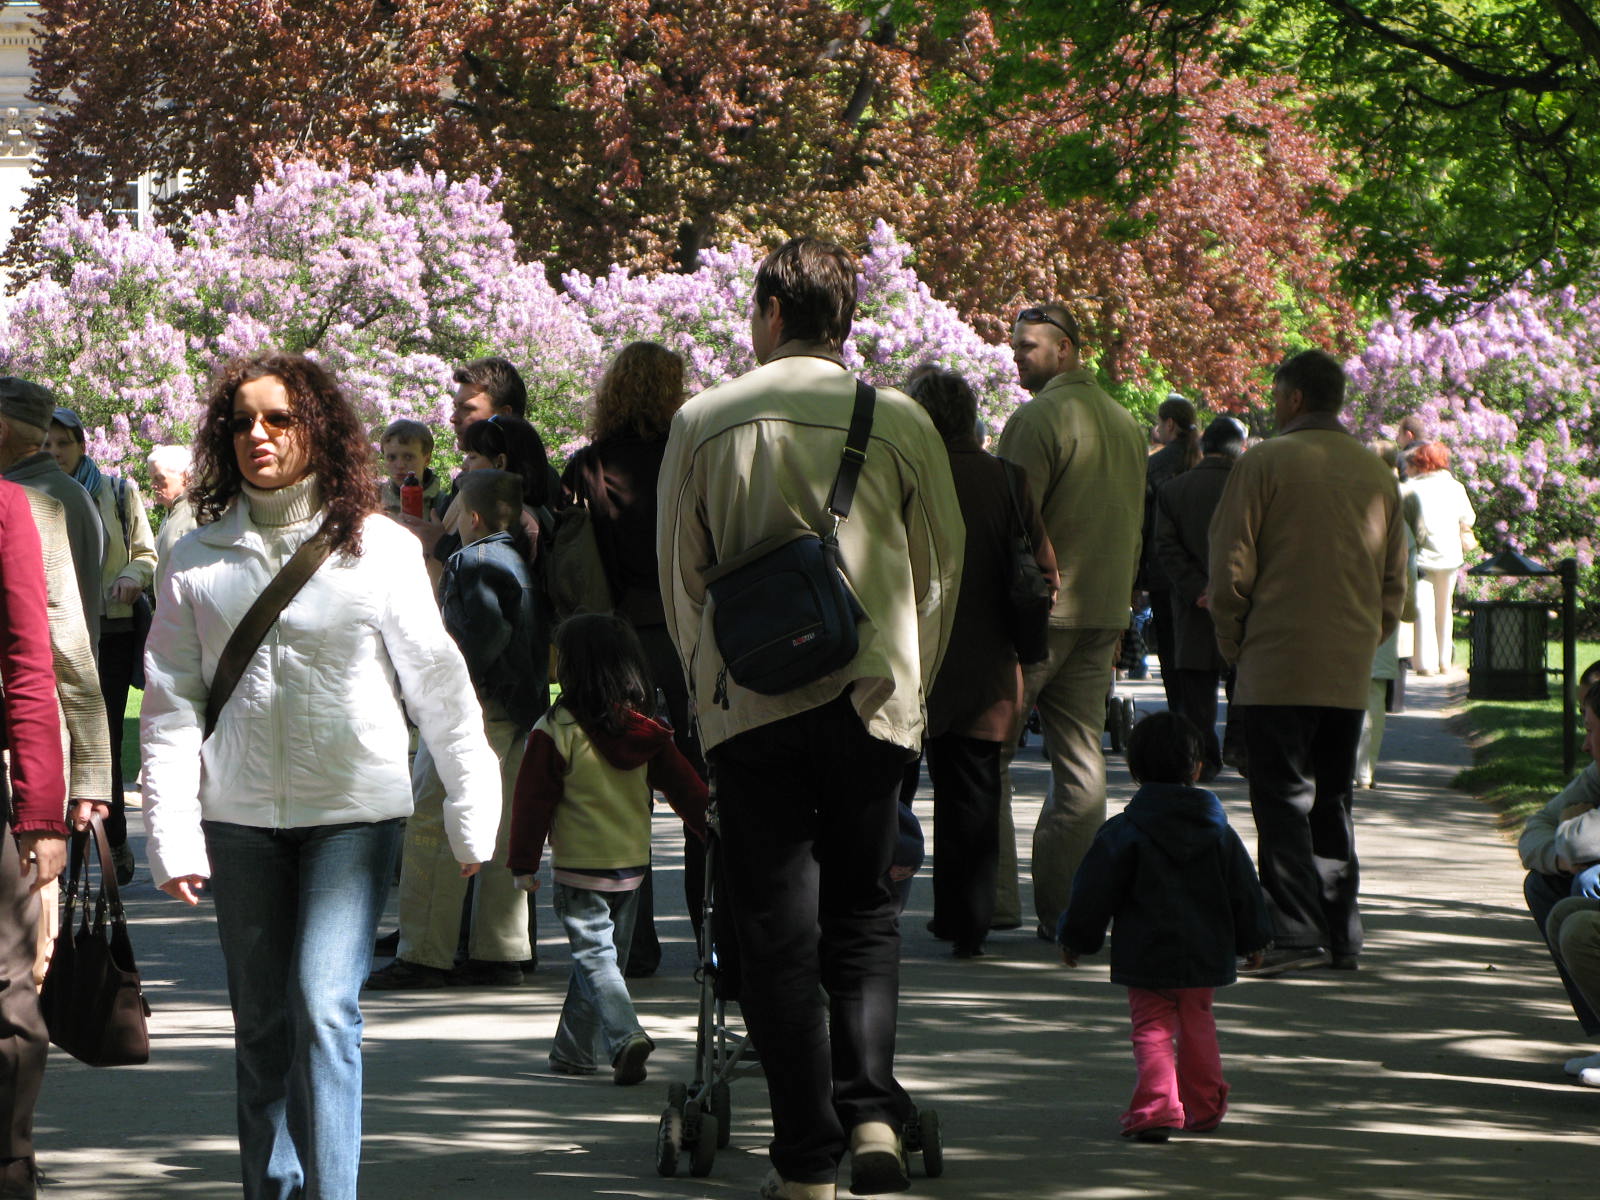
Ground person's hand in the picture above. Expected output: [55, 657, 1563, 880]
[1244, 949, 1266, 970]
[514, 874, 541, 892]
[16, 832, 67, 891]
[69, 800, 111, 832]
[458, 861, 482, 878]
[1196, 592, 1211, 610]
[110, 578, 144, 606]
[1060, 948, 1079, 968]
[160, 875, 206, 905]
[395, 511, 446, 556]
[888, 864, 916, 882]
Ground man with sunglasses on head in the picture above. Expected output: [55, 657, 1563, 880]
[994, 305, 1146, 940]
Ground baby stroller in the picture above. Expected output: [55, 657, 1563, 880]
[654, 797, 945, 1181]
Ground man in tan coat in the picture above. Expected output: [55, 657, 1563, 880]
[658, 238, 963, 1200]
[995, 305, 1146, 936]
[1209, 348, 1407, 975]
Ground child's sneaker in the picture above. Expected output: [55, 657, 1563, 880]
[1564, 1050, 1600, 1075]
[1579, 1066, 1600, 1089]
[847, 1120, 909, 1194]
[611, 1033, 654, 1086]
[759, 1169, 836, 1199]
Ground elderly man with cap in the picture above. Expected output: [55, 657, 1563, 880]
[0, 379, 106, 652]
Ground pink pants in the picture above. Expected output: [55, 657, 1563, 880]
[1123, 986, 1229, 1135]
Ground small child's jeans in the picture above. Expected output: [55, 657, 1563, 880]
[1123, 986, 1229, 1135]
[550, 883, 646, 1071]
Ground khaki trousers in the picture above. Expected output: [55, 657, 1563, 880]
[998, 625, 1121, 932]
[396, 718, 530, 969]
[1550, 896, 1600, 1022]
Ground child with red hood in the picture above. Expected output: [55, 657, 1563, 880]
[509, 613, 707, 1085]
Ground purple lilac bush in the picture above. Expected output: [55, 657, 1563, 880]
[1346, 282, 1600, 630]
[0, 165, 1024, 479]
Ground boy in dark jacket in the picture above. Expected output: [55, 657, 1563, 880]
[1058, 711, 1270, 1141]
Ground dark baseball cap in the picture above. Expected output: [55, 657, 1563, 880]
[0, 377, 57, 430]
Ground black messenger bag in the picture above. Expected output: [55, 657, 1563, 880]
[704, 380, 875, 703]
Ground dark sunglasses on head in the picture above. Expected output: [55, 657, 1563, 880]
[228, 410, 297, 436]
[1016, 306, 1077, 344]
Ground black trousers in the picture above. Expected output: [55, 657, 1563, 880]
[926, 734, 1001, 950]
[1526, 869, 1600, 1034]
[0, 822, 46, 1162]
[1239, 705, 1365, 958]
[1171, 668, 1224, 771]
[710, 695, 910, 1183]
[98, 628, 141, 846]
[1147, 589, 1180, 711]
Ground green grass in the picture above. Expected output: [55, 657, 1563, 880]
[1452, 637, 1598, 830]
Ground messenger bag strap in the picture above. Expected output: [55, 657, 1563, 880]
[203, 529, 332, 739]
[824, 379, 876, 524]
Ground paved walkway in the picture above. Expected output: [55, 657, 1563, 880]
[34, 673, 1596, 1197]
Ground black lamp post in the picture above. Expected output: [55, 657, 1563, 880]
[1465, 546, 1580, 775]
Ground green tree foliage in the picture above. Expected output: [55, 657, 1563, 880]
[879, 0, 1600, 316]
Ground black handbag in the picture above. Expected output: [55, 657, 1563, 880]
[1000, 460, 1053, 665]
[39, 812, 151, 1067]
[704, 380, 874, 702]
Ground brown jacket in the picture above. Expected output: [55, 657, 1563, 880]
[18, 488, 112, 804]
[1207, 412, 1408, 710]
[994, 367, 1146, 629]
[927, 440, 1059, 742]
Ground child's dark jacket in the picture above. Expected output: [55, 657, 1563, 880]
[1057, 783, 1270, 989]
[440, 530, 549, 730]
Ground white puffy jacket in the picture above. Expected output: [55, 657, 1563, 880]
[141, 499, 502, 888]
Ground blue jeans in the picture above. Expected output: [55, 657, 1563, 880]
[204, 819, 402, 1200]
[549, 884, 643, 1070]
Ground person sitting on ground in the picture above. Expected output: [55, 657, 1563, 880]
[368, 470, 551, 991]
[1519, 660, 1600, 1040]
[1057, 710, 1271, 1142]
[377, 418, 444, 518]
[508, 613, 707, 1084]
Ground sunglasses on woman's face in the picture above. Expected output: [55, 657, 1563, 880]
[229, 411, 298, 437]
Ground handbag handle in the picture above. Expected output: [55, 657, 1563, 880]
[204, 529, 332, 739]
[62, 811, 128, 929]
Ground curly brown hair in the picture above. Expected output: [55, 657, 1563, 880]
[191, 353, 380, 557]
[590, 342, 686, 441]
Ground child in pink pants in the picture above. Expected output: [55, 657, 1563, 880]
[1057, 711, 1270, 1141]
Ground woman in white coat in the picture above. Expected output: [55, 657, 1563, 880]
[141, 353, 501, 1200]
[1406, 441, 1478, 675]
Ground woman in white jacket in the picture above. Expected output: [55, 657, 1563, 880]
[141, 353, 501, 1200]
[1406, 441, 1478, 675]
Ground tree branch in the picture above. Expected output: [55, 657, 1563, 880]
[1313, 0, 1572, 91]
[1547, 0, 1600, 71]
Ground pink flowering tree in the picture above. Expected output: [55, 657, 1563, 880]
[1345, 281, 1600, 629]
[0, 162, 1026, 482]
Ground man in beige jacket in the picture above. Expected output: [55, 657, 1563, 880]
[658, 238, 963, 1200]
[995, 306, 1146, 936]
[1209, 349, 1407, 975]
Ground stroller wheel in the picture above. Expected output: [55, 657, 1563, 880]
[690, 1113, 719, 1177]
[1119, 697, 1136, 744]
[655, 1107, 683, 1177]
[667, 1082, 688, 1114]
[711, 1080, 731, 1148]
[918, 1108, 944, 1178]
[1107, 697, 1125, 753]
